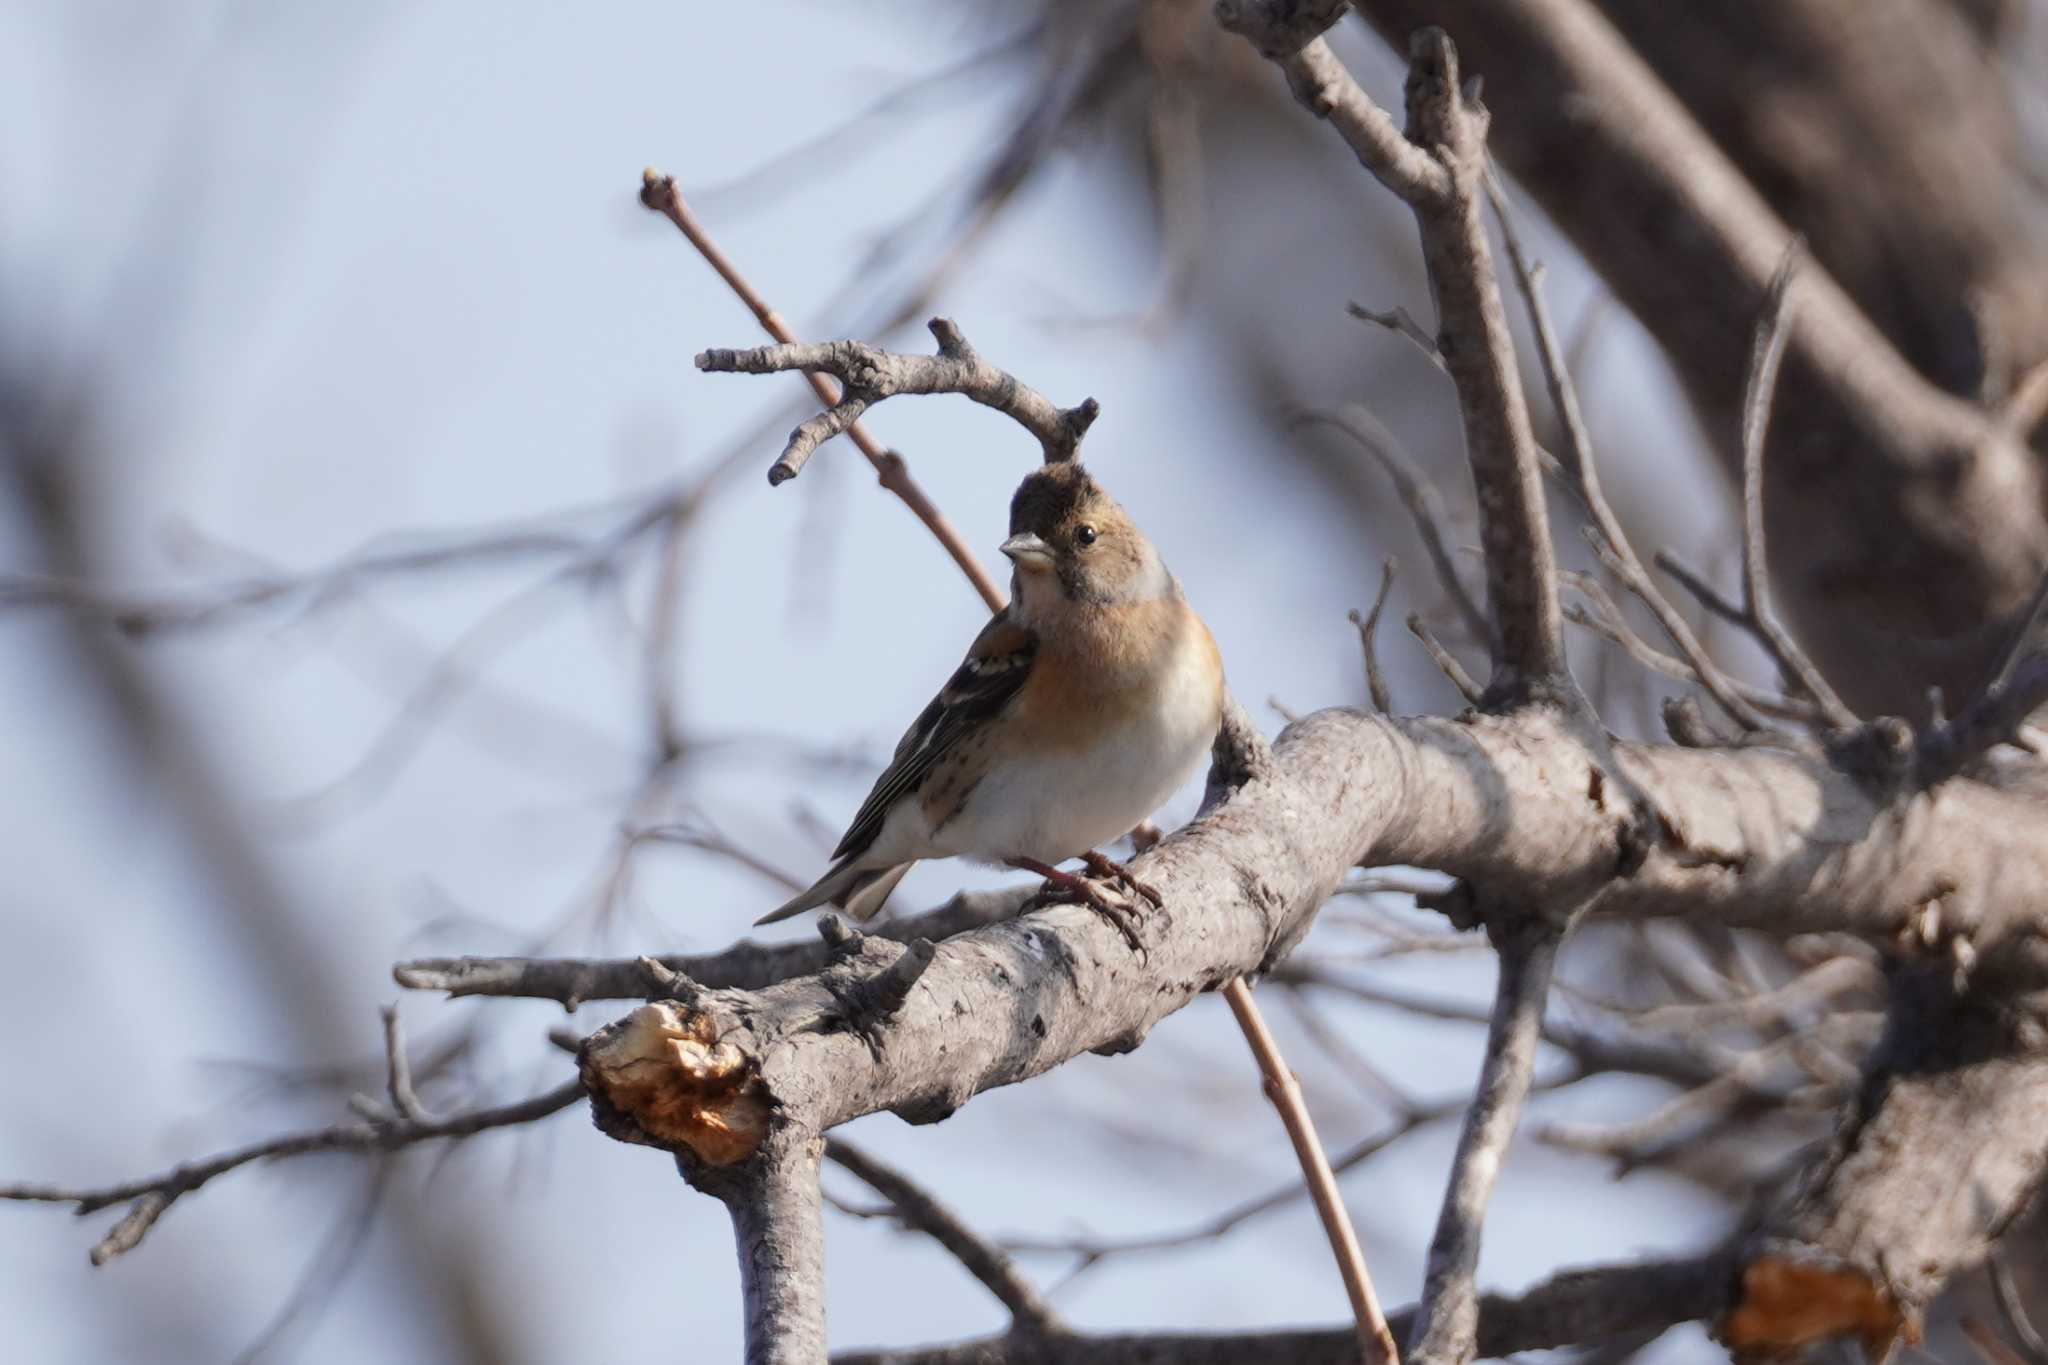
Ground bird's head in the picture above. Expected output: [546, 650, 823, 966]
[1001, 462, 1169, 615]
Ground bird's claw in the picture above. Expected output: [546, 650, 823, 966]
[1081, 850, 1164, 909]
[1025, 872, 1146, 954]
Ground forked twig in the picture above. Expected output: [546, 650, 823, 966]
[1351, 557, 1399, 713]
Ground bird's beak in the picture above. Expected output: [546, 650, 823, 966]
[1000, 532, 1054, 573]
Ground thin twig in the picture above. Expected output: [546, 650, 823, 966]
[1738, 247, 1857, 729]
[1408, 613, 1485, 705]
[1348, 301, 1447, 372]
[1483, 167, 1776, 735]
[824, 1139, 1060, 1335]
[0, 1077, 584, 1264]
[639, 170, 1007, 613]
[1351, 557, 1399, 713]
[1298, 405, 1489, 644]
[378, 1004, 432, 1123]
[1221, 977, 1400, 1364]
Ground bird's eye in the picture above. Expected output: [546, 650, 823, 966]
[1075, 524, 1097, 547]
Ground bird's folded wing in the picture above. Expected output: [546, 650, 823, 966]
[831, 611, 1039, 860]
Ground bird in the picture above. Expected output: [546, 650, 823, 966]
[758, 459, 1224, 935]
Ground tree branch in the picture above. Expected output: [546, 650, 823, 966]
[0, 1076, 583, 1265]
[698, 1134, 830, 1365]
[1221, 14, 1567, 699]
[393, 888, 1030, 1008]
[1406, 919, 1562, 1363]
[697, 319, 1099, 483]
[564, 701, 2048, 1184]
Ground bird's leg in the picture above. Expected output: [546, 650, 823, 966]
[1008, 856, 1145, 952]
[1081, 849, 1165, 909]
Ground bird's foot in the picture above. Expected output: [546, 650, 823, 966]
[1010, 857, 1146, 953]
[1081, 849, 1164, 909]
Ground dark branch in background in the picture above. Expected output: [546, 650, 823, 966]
[0, 1003, 583, 1265]
[834, 1249, 1736, 1364]
[824, 1139, 1061, 1336]
[1351, 0, 2048, 719]
[697, 319, 1099, 482]
[1299, 405, 1489, 644]
[640, 170, 1008, 611]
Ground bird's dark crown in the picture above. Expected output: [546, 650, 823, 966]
[1008, 462, 1100, 537]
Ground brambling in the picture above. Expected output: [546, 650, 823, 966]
[759, 460, 1225, 933]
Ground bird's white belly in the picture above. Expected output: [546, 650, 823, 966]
[931, 650, 1219, 865]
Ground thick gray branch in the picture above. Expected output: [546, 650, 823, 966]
[571, 704, 2048, 1179]
[698, 1135, 830, 1365]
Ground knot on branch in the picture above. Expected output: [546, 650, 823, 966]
[579, 1002, 770, 1165]
[1200, 691, 1277, 815]
[1211, 0, 1351, 60]
[817, 916, 936, 1058]
[1718, 1252, 1909, 1363]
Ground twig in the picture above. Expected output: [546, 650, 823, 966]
[1408, 613, 1485, 705]
[824, 1139, 1060, 1335]
[1484, 167, 1777, 735]
[1297, 405, 1489, 644]
[1221, 977, 1400, 1365]
[378, 1004, 432, 1123]
[1737, 248, 1857, 728]
[1348, 301, 1447, 372]
[1561, 573, 1816, 724]
[639, 170, 1007, 612]
[0, 1076, 584, 1265]
[1351, 557, 1399, 713]
[1407, 920, 1561, 1363]
[394, 889, 1029, 1008]
[696, 318, 1099, 487]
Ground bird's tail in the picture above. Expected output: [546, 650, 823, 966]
[756, 859, 916, 926]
